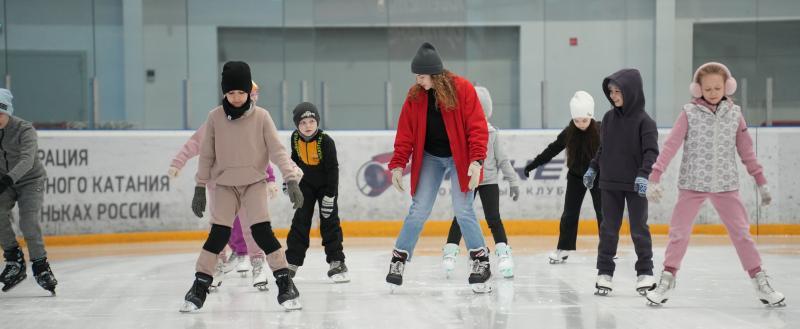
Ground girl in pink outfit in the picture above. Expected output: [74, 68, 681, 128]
[644, 62, 785, 307]
[168, 81, 281, 290]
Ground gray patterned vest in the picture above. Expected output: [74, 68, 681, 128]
[678, 101, 741, 192]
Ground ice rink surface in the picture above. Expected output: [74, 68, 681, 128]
[1, 236, 797, 329]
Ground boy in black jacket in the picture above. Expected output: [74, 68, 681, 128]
[584, 69, 658, 296]
[285, 102, 348, 283]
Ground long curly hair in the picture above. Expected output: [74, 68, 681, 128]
[565, 119, 600, 169]
[407, 70, 458, 111]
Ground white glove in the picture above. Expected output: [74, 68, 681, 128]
[321, 195, 335, 219]
[467, 161, 482, 190]
[167, 166, 180, 179]
[266, 181, 279, 200]
[646, 182, 663, 204]
[759, 185, 772, 207]
[391, 168, 405, 192]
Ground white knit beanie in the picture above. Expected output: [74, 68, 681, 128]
[569, 90, 594, 119]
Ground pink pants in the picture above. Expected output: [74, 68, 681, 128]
[663, 189, 762, 275]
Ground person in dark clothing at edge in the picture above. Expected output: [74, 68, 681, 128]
[523, 90, 603, 265]
[284, 102, 349, 283]
[583, 68, 659, 297]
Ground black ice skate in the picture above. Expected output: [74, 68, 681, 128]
[1, 247, 26, 292]
[468, 247, 492, 293]
[179, 272, 212, 313]
[274, 268, 302, 310]
[32, 258, 57, 295]
[327, 260, 350, 283]
[386, 249, 407, 291]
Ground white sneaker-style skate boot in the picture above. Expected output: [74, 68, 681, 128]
[595, 274, 613, 296]
[752, 271, 786, 307]
[221, 253, 243, 274]
[236, 255, 252, 277]
[442, 243, 459, 278]
[646, 271, 676, 306]
[495, 243, 514, 279]
[636, 274, 656, 296]
[251, 256, 268, 291]
[548, 249, 569, 264]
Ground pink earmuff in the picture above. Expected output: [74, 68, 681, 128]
[689, 62, 737, 98]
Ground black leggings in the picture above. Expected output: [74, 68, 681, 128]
[557, 173, 604, 250]
[446, 184, 507, 245]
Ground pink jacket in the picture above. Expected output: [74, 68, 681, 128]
[650, 98, 766, 191]
[170, 122, 276, 182]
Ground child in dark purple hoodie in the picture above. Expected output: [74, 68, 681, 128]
[583, 68, 659, 297]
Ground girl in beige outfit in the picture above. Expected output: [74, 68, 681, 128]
[180, 61, 304, 312]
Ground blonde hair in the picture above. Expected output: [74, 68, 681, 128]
[695, 64, 729, 85]
[408, 70, 458, 111]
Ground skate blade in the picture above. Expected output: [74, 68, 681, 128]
[329, 274, 350, 283]
[386, 282, 401, 294]
[470, 283, 492, 294]
[594, 288, 612, 296]
[179, 301, 199, 313]
[1, 275, 27, 292]
[637, 284, 656, 296]
[646, 297, 667, 306]
[253, 282, 269, 291]
[281, 298, 302, 311]
[761, 298, 787, 307]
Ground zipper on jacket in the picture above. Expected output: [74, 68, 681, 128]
[711, 106, 719, 192]
[0, 129, 7, 172]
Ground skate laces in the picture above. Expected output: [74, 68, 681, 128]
[389, 261, 404, 275]
[471, 259, 488, 274]
[1, 262, 21, 277]
[329, 261, 342, 270]
[756, 274, 775, 294]
[653, 277, 672, 295]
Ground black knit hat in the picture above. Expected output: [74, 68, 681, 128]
[292, 102, 320, 127]
[221, 61, 253, 94]
[411, 42, 444, 75]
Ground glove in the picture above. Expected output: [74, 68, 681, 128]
[266, 181, 279, 200]
[634, 176, 648, 197]
[321, 195, 335, 219]
[0, 175, 13, 194]
[523, 162, 536, 178]
[509, 185, 520, 201]
[191, 186, 206, 218]
[167, 166, 180, 179]
[467, 161, 482, 190]
[759, 185, 772, 207]
[286, 180, 304, 209]
[583, 168, 597, 189]
[646, 182, 663, 204]
[391, 168, 405, 192]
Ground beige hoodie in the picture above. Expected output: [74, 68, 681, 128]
[196, 104, 301, 186]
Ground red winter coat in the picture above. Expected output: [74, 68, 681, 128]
[389, 74, 488, 196]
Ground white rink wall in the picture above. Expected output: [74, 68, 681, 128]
[25, 127, 799, 235]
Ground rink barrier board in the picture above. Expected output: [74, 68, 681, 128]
[17, 221, 800, 246]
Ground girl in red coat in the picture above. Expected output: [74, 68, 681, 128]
[385, 42, 491, 293]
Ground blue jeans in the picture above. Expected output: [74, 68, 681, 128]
[394, 153, 486, 259]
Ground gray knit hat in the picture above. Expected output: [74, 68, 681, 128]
[411, 42, 444, 75]
[0, 89, 13, 116]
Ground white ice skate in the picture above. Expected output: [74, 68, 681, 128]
[495, 243, 514, 279]
[646, 271, 676, 306]
[237, 255, 252, 277]
[442, 243, 459, 278]
[251, 257, 268, 291]
[636, 274, 656, 296]
[595, 274, 613, 296]
[209, 259, 224, 292]
[752, 271, 786, 307]
[548, 249, 569, 264]
[221, 253, 243, 273]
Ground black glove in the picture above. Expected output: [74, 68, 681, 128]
[0, 175, 13, 194]
[523, 162, 537, 178]
[191, 186, 206, 218]
[286, 180, 304, 209]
